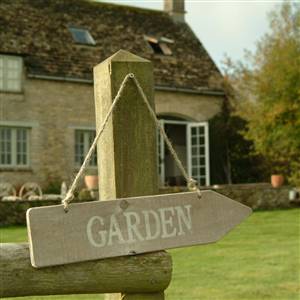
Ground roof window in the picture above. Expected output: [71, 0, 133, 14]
[69, 27, 96, 46]
[0, 55, 23, 92]
[145, 36, 174, 56]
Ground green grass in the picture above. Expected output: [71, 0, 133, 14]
[1, 209, 299, 300]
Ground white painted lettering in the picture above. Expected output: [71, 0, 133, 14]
[159, 207, 177, 238]
[87, 216, 107, 247]
[87, 205, 192, 247]
[175, 205, 192, 236]
[142, 210, 161, 240]
[124, 211, 144, 242]
[107, 215, 125, 246]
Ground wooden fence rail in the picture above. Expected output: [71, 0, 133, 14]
[0, 243, 172, 298]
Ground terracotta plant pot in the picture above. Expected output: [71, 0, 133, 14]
[84, 175, 99, 190]
[271, 174, 284, 188]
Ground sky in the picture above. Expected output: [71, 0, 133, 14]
[101, 0, 285, 70]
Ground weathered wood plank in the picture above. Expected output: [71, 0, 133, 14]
[27, 191, 251, 267]
[0, 243, 172, 298]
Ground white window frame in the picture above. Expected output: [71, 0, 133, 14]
[74, 129, 97, 168]
[157, 119, 210, 187]
[0, 55, 23, 92]
[0, 126, 30, 168]
[187, 122, 210, 186]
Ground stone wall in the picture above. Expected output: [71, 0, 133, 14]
[213, 183, 298, 210]
[161, 183, 299, 210]
[1, 184, 298, 226]
[0, 197, 94, 226]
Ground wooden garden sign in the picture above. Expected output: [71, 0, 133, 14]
[26, 50, 252, 270]
[25, 50, 252, 300]
[27, 190, 251, 267]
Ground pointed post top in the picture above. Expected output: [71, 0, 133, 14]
[100, 49, 150, 65]
[93, 49, 156, 200]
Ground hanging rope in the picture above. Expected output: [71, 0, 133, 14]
[62, 74, 132, 210]
[62, 73, 201, 211]
[131, 75, 201, 198]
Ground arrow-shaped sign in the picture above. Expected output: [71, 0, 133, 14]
[27, 191, 252, 268]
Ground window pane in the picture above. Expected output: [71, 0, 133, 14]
[0, 55, 22, 92]
[0, 127, 12, 165]
[192, 167, 198, 176]
[16, 128, 28, 165]
[75, 130, 97, 166]
[200, 157, 205, 165]
[192, 157, 198, 165]
[7, 69, 19, 79]
[7, 59, 19, 69]
[75, 131, 85, 165]
[69, 27, 95, 45]
[200, 167, 206, 175]
[7, 79, 21, 91]
[0, 57, 3, 79]
[0, 127, 29, 166]
[0, 56, 4, 88]
[191, 146, 197, 155]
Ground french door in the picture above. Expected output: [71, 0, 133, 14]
[158, 120, 210, 187]
[187, 122, 210, 186]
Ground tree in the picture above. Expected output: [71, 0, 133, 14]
[225, 2, 300, 185]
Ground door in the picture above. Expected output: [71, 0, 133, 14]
[187, 122, 210, 186]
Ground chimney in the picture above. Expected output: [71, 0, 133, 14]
[164, 0, 185, 22]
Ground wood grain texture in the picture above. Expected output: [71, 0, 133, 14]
[0, 243, 172, 298]
[27, 191, 252, 268]
[93, 49, 158, 200]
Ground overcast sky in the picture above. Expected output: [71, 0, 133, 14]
[102, 0, 284, 70]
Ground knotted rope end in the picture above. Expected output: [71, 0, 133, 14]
[62, 192, 74, 213]
[188, 178, 202, 199]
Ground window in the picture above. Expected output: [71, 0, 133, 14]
[0, 55, 23, 92]
[145, 36, 173, 56]
[75, 130, 97, 167]
[0, 127, 29, 167]
[69, 27, 96, 46]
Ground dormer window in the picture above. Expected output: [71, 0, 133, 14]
[69, 27, 96, 46]
[145, 36, 174, 56]
[0, 55, 23, 92]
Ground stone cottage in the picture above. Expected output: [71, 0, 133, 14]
[0, 0, 228, 189]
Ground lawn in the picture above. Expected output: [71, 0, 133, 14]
[1, 209, 299, 300]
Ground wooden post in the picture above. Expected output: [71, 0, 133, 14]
[0, 243, 172, 298]
[94, 50, 167, 299]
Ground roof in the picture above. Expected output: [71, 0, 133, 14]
[0, 0, 224, 92]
